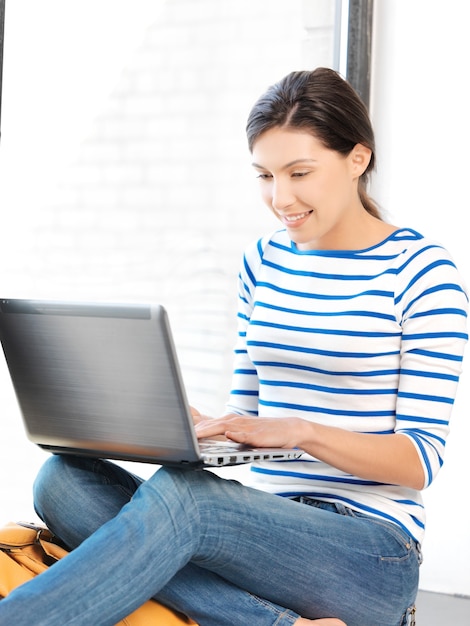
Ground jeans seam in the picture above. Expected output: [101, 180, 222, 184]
[249, 594, 298, 625]
[95, 459, 139, 500]
[345, 508, 421, 562]
[272, 610, 298, 625]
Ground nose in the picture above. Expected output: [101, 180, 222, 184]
[271, 178, 295, 212]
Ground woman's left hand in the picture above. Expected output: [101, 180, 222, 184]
[195, 414, 303, 449]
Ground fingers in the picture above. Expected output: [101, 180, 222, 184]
[195, 414, 242, 439]
[194, 418, 226, 439]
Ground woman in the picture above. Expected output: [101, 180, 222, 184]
[0, 68, 467, 626]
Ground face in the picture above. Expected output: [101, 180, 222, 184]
[251, 127, 371, 250]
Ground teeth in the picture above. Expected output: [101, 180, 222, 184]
[285, 211, 310, 222]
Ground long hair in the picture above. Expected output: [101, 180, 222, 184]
[246, 67, 380, 218]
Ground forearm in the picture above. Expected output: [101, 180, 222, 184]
[296, 419, 425, 490]
[196, 412, 426, 490]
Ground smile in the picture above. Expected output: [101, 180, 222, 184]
[283, 210, 313, 222]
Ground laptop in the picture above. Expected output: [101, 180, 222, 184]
[0, 298, 302, 468]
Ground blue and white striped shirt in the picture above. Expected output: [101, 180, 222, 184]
[226, 227, 468, 544]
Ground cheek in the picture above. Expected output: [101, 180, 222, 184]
[259, 185, 273, 208]
[309, 175, 344, 208]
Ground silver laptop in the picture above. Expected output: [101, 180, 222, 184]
[0, 298, 302, 468]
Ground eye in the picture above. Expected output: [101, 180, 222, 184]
[256, 173, 272, 180]
[291, 171, 310, 178]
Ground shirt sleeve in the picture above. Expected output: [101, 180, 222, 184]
[225, 237, 266, 416]
[394, 242, 468, 487]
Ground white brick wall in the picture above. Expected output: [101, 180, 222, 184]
[5, 0, 336, 411]
[0, 0, 336, 522]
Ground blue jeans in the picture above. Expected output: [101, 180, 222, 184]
[0, 456, 420, 626]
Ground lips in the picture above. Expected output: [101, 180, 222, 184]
[284, 210, 312, 222]
[280, 210, 313, 227]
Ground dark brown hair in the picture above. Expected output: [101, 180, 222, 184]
[246, 67, 380, 218]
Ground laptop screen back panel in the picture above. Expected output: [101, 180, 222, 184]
[0, 300, 202, 466]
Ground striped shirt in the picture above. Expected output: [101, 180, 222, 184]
[226, 227, 468, 544]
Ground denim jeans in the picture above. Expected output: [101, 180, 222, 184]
[0, 455, 420, 626]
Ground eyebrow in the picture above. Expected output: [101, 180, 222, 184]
[251, 158, 318, 169]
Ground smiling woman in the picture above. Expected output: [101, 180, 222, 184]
[0, 65, 466, 626]
[0, 1, 468, 619]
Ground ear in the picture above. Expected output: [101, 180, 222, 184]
[350, 143, 372, 178]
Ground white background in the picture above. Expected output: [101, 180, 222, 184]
[370, 1, 470, 596]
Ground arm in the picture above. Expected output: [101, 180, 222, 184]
[291, 422, 425, 490]
[196, 415, 425, 489]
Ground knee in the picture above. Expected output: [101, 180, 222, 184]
[33, 455, 64, 509]
[33, 455, 83, 522]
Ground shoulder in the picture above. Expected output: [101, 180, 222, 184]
[241, 229, 290, 271]
[384, 228, 464, 274]
[389, 228, 468, 309]
[243, 228, 289, 258]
